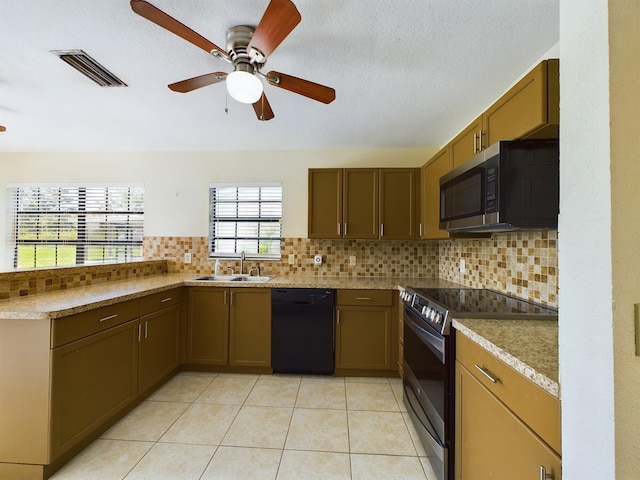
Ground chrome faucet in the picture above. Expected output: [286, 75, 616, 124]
[240, 250, 245, 275]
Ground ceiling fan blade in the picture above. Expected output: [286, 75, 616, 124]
[130, 0, 229, 59]
[266, 71, 336, 104]
[0, 126, 6, 132]
[252, 93, 275, 121]
[168, 72, 227, 93]
[248, 0, 301, 61]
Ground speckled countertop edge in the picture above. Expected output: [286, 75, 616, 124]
[0, 274, 460, 320]
[453, 318, 559, 398]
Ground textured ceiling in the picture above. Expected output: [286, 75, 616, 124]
[0, 0, 559, 152]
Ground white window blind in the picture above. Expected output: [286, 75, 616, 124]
[209, 183, 282, 259]
[8, 184, 144, 269]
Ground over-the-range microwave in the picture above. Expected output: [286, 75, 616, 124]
[439, 139, 559, 233]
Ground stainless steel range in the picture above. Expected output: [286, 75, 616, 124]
[399, 287, 557, 480]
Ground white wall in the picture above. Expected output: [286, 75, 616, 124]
[0, 148, 432, 270]
[558, 0, 616, 477]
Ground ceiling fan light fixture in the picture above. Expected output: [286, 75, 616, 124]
[226, 63, 263, 104]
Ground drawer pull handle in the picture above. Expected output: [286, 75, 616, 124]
[160, 297, 172, 303]
[540, 465, 553, 479]
[474, 364, 499, 383]
[99, 313, 118, 323]
[400, 337, 404, 345]
[356, 297, 372, 301]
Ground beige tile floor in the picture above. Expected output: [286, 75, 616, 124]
[50, 372, 437, 480]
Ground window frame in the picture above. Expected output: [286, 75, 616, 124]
[208, 182, 282, 260]
[7, 183, 144, 269]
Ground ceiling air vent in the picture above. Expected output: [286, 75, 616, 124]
[51, 49, 127, 87]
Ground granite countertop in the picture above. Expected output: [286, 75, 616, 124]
[453, 317, 559, 398]
[0, 273, 459, 321]
[0, 272, 559, 400]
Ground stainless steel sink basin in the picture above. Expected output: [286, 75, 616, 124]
[190, 274, 274, 283]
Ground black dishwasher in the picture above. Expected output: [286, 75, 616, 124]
[271, 288, 335, 375]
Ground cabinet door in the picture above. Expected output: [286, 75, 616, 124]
[187, 288, 229, 365]
[229, 289, 271, 367]
[343, 168, 378, 239]
[139, 303, 181, 394]
[379, 168, 418, 239]
[308, 168, 342, 238]
[484, 59, 558, 145]
[422, 147, 451, 239]
[450, 116, 483, 169]
[50, 320, 139, 460]
[335, 306, 391, 369]
[455, 362, 561, 480]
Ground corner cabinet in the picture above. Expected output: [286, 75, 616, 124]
[308, 167, 420, 240]
[421, 147, 451, 239]
[455, 334, 561, 480]
[335, 289, 399, 375]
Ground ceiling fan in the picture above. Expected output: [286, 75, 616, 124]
[130, 0, 336, 121]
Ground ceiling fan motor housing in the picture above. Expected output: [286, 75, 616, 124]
[226, 25, 264, 64]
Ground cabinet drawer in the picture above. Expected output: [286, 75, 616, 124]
[51, 299, 139, 348]
[336, 289, 393, 306]
[140, 288, 183, 316]
[456, 334, 561, 454]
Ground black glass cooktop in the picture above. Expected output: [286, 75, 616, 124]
[409, 288, 557, 317]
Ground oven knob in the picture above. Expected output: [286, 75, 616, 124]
[434, 313, 441, 323]
[421, 306, 428, 316]
[425, 307, 432, 318]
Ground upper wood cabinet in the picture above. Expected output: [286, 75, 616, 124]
[450, 115, 484, 169]
[308, 167, 419, 240]
[448, 59, 560, 169]
[379, 168, 420, 240]
[308, 168, 343, 239]
[343, 168, 379, 239]
[484, 59, 559, 146]
[421, 147, 451, 240]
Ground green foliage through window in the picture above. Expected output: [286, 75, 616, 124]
[8, 185, 144, 269]
[209, 184, 282, 259]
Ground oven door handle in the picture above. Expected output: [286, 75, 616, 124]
[404, 308, 446, 363]
[403, 380, 446, 459]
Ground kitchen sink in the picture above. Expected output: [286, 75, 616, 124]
[190, 274, 274, 283]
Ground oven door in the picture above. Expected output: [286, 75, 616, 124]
[403, 305, 453, 480]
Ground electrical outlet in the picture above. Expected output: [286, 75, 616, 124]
[460, 258, 466, 273]
[349, 255, 357, 266]
[314, 254, 323, 265]
[184, 252, 192, 264]
[288, 254, 295, 265]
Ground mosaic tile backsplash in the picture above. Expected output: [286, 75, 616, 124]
[0, 232, 558, 308]
[143, 236, 439, 279]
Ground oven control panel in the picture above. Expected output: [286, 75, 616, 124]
[400, 288, 450, 334]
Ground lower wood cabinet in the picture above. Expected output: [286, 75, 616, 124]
[138, 303, 181, 394]
[0, 289, 184, 479]
[229, 289, 271, 367]
[455, 334, 561, 479]
[187, 287, 229, 365]
[335, 289, 397, 373]
[50, 319, 139, 460]
[187, 287, 271, 368]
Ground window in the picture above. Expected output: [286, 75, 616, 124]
[209, 183, 282, 259]
[8, 184, 144, 269]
